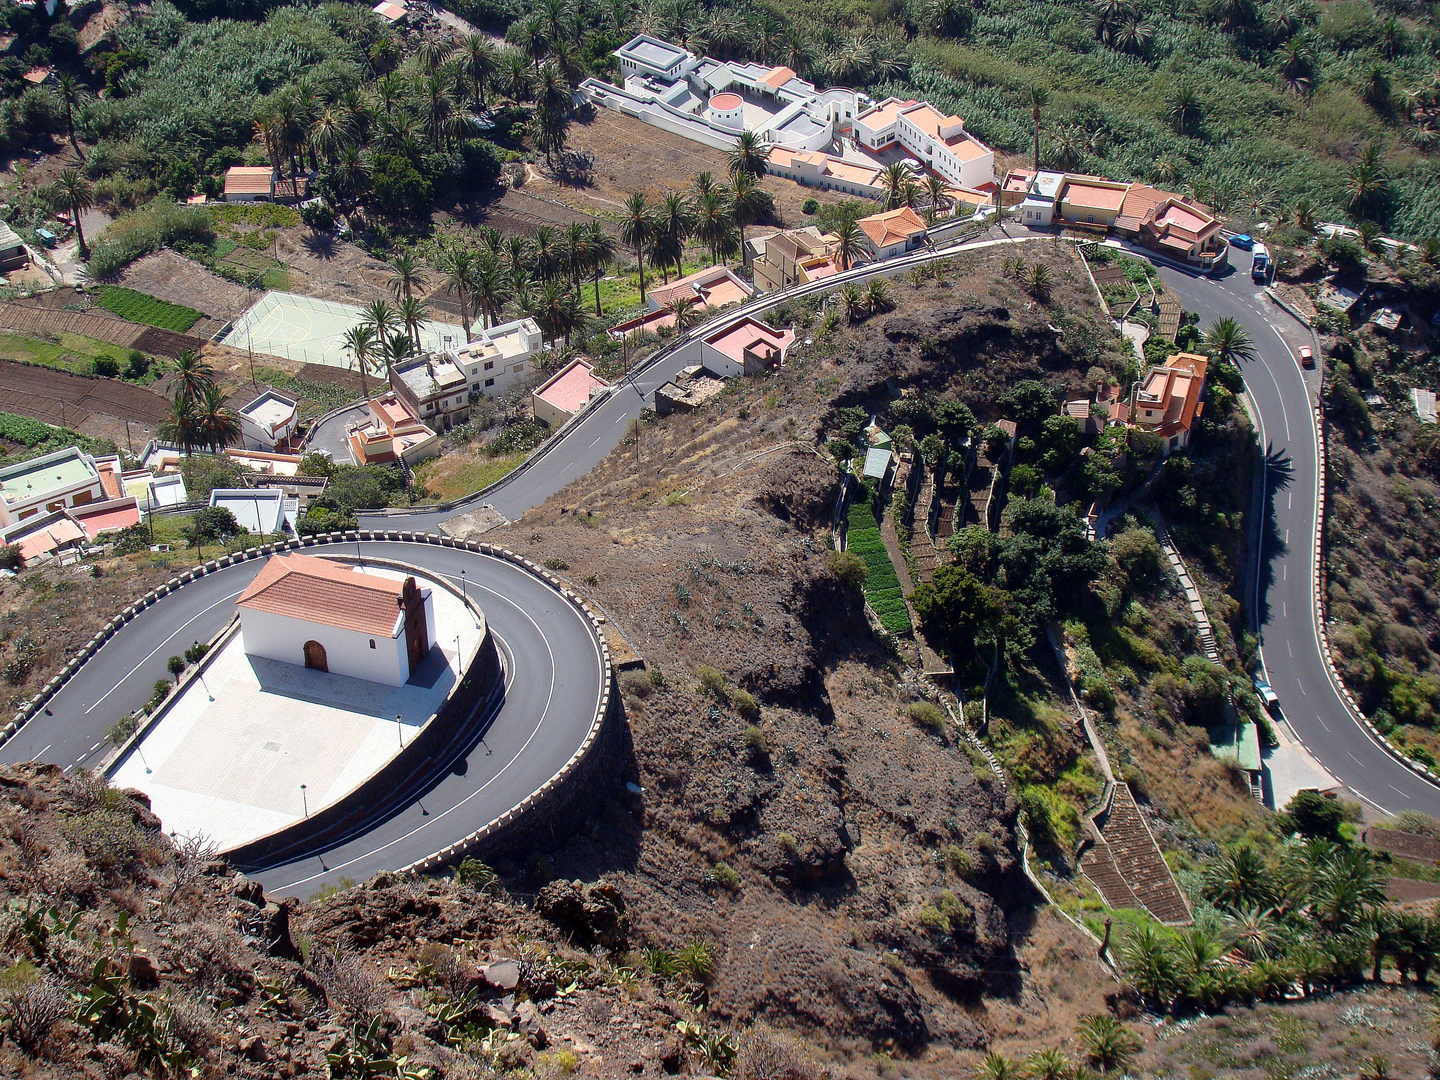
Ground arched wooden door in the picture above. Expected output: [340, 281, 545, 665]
[303, 640, 328, 672]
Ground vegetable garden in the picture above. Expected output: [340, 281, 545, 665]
[845, 487, 912, 636]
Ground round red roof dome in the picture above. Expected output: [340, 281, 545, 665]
[709, 93, 742, 111]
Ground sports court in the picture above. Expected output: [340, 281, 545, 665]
[225, 290, 467, 369]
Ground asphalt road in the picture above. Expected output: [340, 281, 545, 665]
[1158, 257, 1440, 818]
[0, 539, 605, 896]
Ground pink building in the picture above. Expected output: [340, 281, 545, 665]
[531, 359, 611, 428]
[695, 318, 795, 379]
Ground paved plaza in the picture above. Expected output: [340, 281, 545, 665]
[110, 566, 486, 850]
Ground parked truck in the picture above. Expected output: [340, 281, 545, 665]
[1251, 242, 1271, 284]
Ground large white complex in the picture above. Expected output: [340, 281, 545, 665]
[583, 34, 862, 153]
[582, 36, 996, 200]
[236, 552, 437, 687]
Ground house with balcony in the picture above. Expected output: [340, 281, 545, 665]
[0, 447, 114, 528]
[748, 226, 842, 291]
[389, 353, 471, 431]
[347, 393, 440, 467]
[1109, 352, 1210, 454]
[450, 316, 545, 397]
[763, 147, 889, 200]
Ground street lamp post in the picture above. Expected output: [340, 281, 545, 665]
[193, 641, 213, 701]
[300, 784, 308, 818]
[395, 713, 404, 747]
[460, 568, 466, 605]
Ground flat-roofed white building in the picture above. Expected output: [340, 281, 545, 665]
[0, 447, 109, 528]
[236, 552, 436, 687]
[451, 316, 544, 397]
[238, 390, 299, 450]
[209, 488, 297, 535]
[854, 97, 995, 190]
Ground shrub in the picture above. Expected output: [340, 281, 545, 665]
[828, 549, 869, 590]
[907, 700, 946, 732]
[675, 939, 715, 981]
[300, 200, 337, 231]
[706, 862, 740, 890]
[148, 678, 172, 712]
[125, 350, 151, 380]
[91, 356, 120, 378]
[542, 557, 569, 571]
[454, 858, 500, 893]
[184, 506, 243, 545]
[0, 544, 20, 570]
[184, 641, 208, 664]
[801, 196, 819, 214]
[106, 714, 139, 746]
[731, 687, 759, 719]
[618, 669, 651, 699]
[167, 655, 186, 678]
[917, 890, 972, 935]
[743, 725, 769, 755]
[697, 664, 728, 701]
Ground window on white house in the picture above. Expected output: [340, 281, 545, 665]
[485, 378, 495, 387]
[369, 639, 376, 649]
[484, 361, 494, 370]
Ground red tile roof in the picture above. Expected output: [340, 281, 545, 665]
[224, 167, 273, 196]
[857, 206, 927, 248]
[237, 551, 405, 637]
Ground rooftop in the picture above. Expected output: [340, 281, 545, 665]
[1062, 180, 1128, 213]
[239, 390, 297, 428]
[70, 497, 141, 539]
[857, 97, 920, 130]
[703, 318, 795, 366]
[762, 64, 797, 88]
[0, 221, 23, 249]
[648, 265, 755, 310]
[393, 354, 467, 398]
[862, 446, 892, 480]
[857, 206, 927, 248]
[534, 358, 610, 416]
[371, 0, 406, 18]
[0, 447, 99, 507]
[223, 167, 273, 196]
[619, 33, 691, 71]
[0, 510, 86, 562]
[210, 488, 291, 535]
[236, 551, 406, 638]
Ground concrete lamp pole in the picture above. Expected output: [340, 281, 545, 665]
[300, 784, 308, 818]
[460, 569, 467, 605]
[395, 713, 404, 748]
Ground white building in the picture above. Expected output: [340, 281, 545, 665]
[235, 552, 437, 687]
[854, 98, 995, 190]
[582, 34, 861, 154]
[451, 316, 544, 396]
[237, 390, 299, 451]
[0, 447, 114, 528]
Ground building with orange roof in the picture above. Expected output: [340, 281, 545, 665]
[222, 166, 277, 203]
[748, 226, 842, 291]
[1109, 352, 1209, 454]
[1141, 199, 1224, 265]
[857, 206, 928, 260]
[236, 551, 436, 685]
[1058, 178, 1130, 229]
[763, 147, 889, 199]
[0, 509, 87, 565]
[346, 393, 439, 467]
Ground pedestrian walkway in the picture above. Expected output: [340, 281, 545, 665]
[1151, 515, 1220, 663]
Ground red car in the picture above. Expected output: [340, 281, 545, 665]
[1299, 346, 1315, 368]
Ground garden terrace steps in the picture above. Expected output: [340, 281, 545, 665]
[1086, 783, 1193, 925]
[1078, 835, 1142, 911]
[909, 471, 943, 585]
[1153, 519, 1221, 664]
[1157, 290, 1182, 340]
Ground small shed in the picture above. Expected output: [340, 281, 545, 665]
[0, 220, 26, 272]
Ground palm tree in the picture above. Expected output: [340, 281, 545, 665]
[728, 129, 769, 179]
[158, 396, 201, 455]
[1075, 1014, 1140, 1075]
[865, 278, 893, 314]
[1311, 848, 1387, 933]
[1202, 316, 1257, 367]
[459, 34, 498, 110]
[416, 37, 456, 74]
[532, 225, 561, 282]
[438, 244, 478, 342]
[195, 384, 242, 453]
[1114, 15, 1153, 55]
[309, 107, 353, 168]
[1361, 64, 1391, 111]
[833, 217, 867, 271]
[420, 71, 458, 151]
[663, 296, 701, 331]
[652, 190, 694, 283]
[472, 252, 508, 330]
[620, 192, 657, 303]
[1225, 905, 1282, 960]
[398, 296, 430, 351]
[532, 104, 570, 167]
[879, 161, 913, 211]
[1025, 1049, 1070, 1080]
[1027, 86, 1050, 176]
[48, 170, 94, 260]
[975, 1052, 1020, 1080]
[388, 250, 426, 302]
[1120, 924, 1179, 1009]
[691, 188, 734, 265]
[528, 279, 586, 345]
[361, 299, 402, 343]
[1025, 262, 1052, 301]
[53, 72, 85, 159]
[170, 350, 214, 403]
[1051, 125, 1085, 172]
[562, 221, 592, 290]
[837, 282, 865, 323]
[498, 49, 534, 103]
[1278, 39, 1316, 96]
[729, 170, 768, 254]
[922, 174, 952, 225]
[1346, 150, 1389, 217]
[1166, 86, 1203, 133]
[585, 221, 617, 316]
[342, 324, 378, 399]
